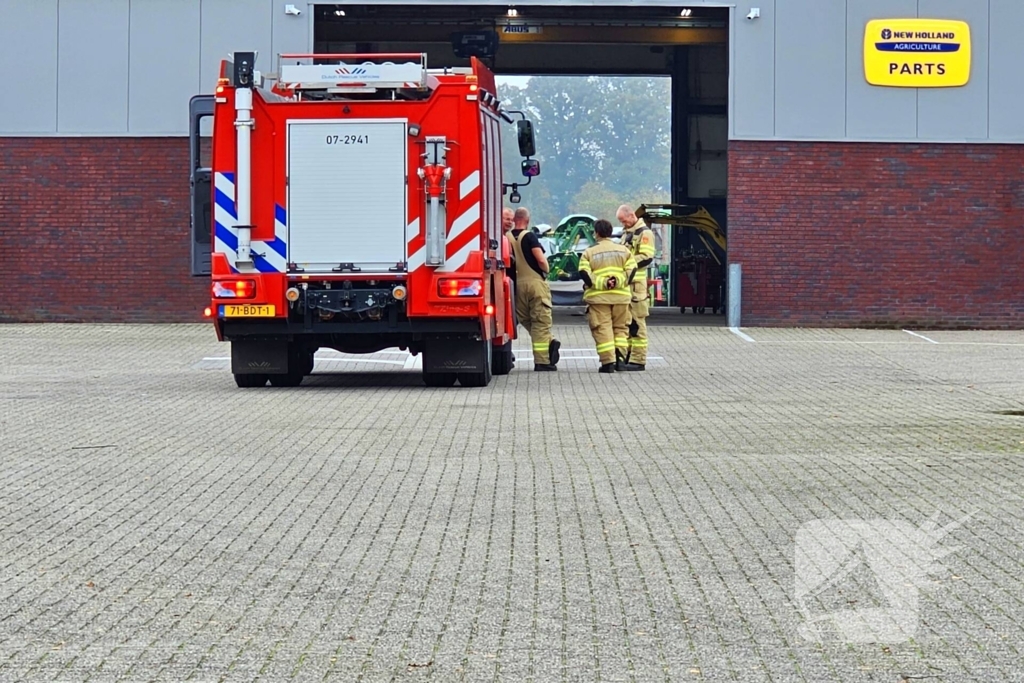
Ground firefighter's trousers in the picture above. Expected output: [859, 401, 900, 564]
[587, 303, 630, 366]
[516, 278, 554, 365]
[628, 282, 650, 365]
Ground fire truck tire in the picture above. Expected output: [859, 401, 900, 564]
[269, 371, 304, 388]
[234, 373, 269, 388]
[423, 371, 458, 387]
[300, 350, 315, 376]
[458, 341, 493, 387]
[491, 340, 515, 376]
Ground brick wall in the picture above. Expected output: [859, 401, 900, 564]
[728, 141, 1024, 328]
[3, 137, 1022, 327]
[0, 137, 208, 323]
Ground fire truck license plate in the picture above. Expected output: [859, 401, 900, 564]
[221, 304, 276, 317]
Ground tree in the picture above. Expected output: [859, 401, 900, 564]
[496, 75, 672, 226]
[569, 182, 620, 222]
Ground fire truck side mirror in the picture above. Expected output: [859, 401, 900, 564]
[516, 120, 536, 157]
[521, 158, 541, 178]
[233, 51, 256, 88]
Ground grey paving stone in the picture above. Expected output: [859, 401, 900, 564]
[1, 320, 1023, 681]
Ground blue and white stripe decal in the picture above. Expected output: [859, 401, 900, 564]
[213, 171, 288, 273]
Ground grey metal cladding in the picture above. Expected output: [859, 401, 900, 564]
[273, 1, 310, 70]
[129, 0, 201, 134]
[2, 0, 1021, 143]
[731, 0, 776, 138]
[200, 0, 274, 96]
[988, 0, 1024, 141]
[846, 0, 918, 140]
[916, 0, 989, 141]
[774, 0, 846, 139]
[0, 0, 58, 133]
[58, 0, 130, 133]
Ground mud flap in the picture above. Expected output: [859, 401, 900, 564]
[423, 337, 488, 374]
[232, 337, 289, 374]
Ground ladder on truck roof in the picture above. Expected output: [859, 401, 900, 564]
[272, 52, 456, 99]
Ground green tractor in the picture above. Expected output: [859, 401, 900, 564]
[542, 214, 599, 281]
[539, 214, 602, 306]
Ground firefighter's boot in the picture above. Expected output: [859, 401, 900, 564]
[599, 363, 616, 374]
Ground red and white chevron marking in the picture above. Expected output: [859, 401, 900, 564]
[406, 170, 482, 274]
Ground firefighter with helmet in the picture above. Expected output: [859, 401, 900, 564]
[616, 203, 655, 371]
[578, 219, 638, 373]
[509, 207, 561, 371]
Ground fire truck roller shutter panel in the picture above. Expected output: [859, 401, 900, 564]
[286, 119, 408, 271]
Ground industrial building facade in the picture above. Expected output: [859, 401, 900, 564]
[1, 0, 1021, 327]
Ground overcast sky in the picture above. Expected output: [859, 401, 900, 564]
[496, 75, 532, 88]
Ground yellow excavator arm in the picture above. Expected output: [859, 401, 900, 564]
[636, 204, 726, 253]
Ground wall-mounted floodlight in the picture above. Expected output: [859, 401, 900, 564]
[507, 7, 518, 17]
[680, 8, 692, 17]
[334, 9, 346, 16]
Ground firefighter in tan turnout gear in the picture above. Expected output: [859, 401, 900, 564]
[578, 219, 638, 374]
[616, 204, 656, 371]
[509, 207, 561, 371]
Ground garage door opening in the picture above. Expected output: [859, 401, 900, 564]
[495, 73, 675, 305]
[313, 2, 730, 319]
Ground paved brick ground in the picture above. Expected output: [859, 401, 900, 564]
[2, 316, 1023, 682]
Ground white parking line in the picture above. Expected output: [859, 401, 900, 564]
[316, 358, 407, 366]
[201, 357, 407, 366]
[903, 329, 939, 344]
[729, 327, 757, 343]
[512, 347, 610, 353]
[754, 341, 918, 345]
[516, 356, 665, 363]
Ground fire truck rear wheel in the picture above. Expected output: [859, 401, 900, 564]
[269, 372, 304, 387]
[300, 350, 315, 376]
[458, 341, 493, 387]
[423, 371, 457, 387]
[234, 373, 269, 388]
[491, 340, 515, 376]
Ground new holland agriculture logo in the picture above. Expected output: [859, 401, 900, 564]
[864, 19, 971, 87]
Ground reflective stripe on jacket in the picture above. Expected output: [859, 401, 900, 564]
[579, 238, 637, 305]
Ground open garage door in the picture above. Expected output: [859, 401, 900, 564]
[311, 2, 730, 320]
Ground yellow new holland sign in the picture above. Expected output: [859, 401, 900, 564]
[863, 19, 971, 87]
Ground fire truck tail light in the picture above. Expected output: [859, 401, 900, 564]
[438, 278, 482, 297]
[213, 279, 256, 298]
[485, 304, 494, 315]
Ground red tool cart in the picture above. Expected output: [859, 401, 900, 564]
[634, 204, 727, 316]
[675, 251, 723, 314]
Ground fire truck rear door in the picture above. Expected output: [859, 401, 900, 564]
[286, 118, 408, 272]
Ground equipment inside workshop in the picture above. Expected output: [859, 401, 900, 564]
[314, 3, 731, 318]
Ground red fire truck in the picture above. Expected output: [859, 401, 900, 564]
[197, 51, 540, 388]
